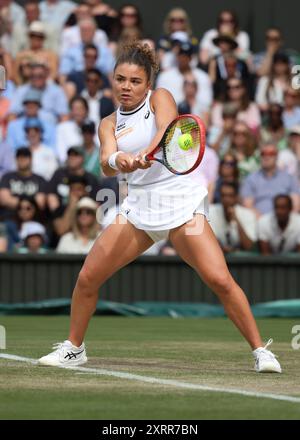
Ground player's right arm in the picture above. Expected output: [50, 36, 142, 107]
[99, 114, 139, 177]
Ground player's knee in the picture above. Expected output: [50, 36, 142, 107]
[77, 268, 98, 295]
[209, 271, 234, 297]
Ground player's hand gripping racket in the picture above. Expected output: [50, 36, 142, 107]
[143, 114, 206, 175]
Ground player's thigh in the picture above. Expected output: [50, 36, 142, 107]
[169, 215, 233, 289]
[80, 214, 153, 286]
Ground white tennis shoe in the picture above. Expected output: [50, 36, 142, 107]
[253, 339, 282, 373]
[38, 340, 87, 367]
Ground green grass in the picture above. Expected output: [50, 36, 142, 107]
[0, 316, 300, 420]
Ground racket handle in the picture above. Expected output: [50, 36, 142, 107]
[142, 154, 150, 162]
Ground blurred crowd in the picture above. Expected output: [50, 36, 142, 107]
[1, 0, 300, 256]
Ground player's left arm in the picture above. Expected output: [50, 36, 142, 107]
[135, 88, 178, 169]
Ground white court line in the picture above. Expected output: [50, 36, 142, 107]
[1, 353, 300, 404]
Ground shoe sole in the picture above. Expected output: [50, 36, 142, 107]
[38, 356, 88, 367]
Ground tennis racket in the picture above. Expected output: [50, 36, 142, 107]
[143, 114, 206, 175]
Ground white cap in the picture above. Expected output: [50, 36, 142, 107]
[29, 21, 46, 35]
[170, 31, 189, 43]
[289, 125, 300, 136]
[20, 222, 46, 240]
[76, 197, 98, 211]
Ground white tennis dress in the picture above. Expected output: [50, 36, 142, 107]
[116, 90, 208, 242]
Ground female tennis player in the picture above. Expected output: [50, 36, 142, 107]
[39, 43, 281, 373]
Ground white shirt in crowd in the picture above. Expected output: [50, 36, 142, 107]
[277, 149, 299, 179]
[258, 212, 300, 253]
[156, 67, 213, 109]
[255, 77, 285, 108]
[56, 232, 98, 254]
[200, 29, 250, 60]
[56, 120, 83, 164]
[31, 144, 58, 181]
[209, 204, 257, 249]
[60, 26, 108, 55]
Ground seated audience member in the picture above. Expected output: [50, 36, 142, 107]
[199, 10, 250, 66]
[6, 89, 56, 151]
[0, 141, 14, 179]
[56, 96, 89, 164]
[24, 117, 58, 180]
[0, 148, 47, 220]
[50, 175, 93, 239]
[213, 153, 239, 204]
[282, 87, 300, 130]
[59, 17, 115, 79]
[210, 182, 257, 253]
[258, 195, 300, 254]
[208, 103, 238, 156]
[81, 120, 100, 177]
[9, 63, 69, 124]
[260, 103, 288, 151]
[81, 68, 115, 127]
[14, 57, 33, 86]
[66, 44, 111, 98]
[255, 52, 291, 112]
[211, 78, 261, 132]
[47, 147, 99, 213]
[56, 197, 100, 254]
[278, 125, 300, 180]
[241, 143, 300, 217]
[14, 21, 58, 81]
[230, 121, 260, 181]
[157, 8, 198, 71]
[16, 221, 48, 253]
[156, 41, 212, 109]
[39, 0, 76, 32]
[5, 196, 42, 251]
[253, 28, 285, 77]
[11, 1, 58, 56]
[0, 222, 8, 252]
[178, 73, 210, 126]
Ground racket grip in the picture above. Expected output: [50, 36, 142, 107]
[142, 154, 149, 162]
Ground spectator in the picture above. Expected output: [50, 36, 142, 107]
[213, 152, 239, 204]
[230, 121, 260, 181]
[241, 143, 300, 217]
[260, 103, 288, 151]
[255, 52, 291, 112]
[0, 45, 13, 83]
[56, 197, 100, 254]
[0, 147, 47, 220]
[178, 73, 210, 127]
[158, 8, 198, 71]
[0, 222, 8, 252]
[17, 221, 48, 253]
[258, 195, 300, 254]
[39, 0, 76, 32]
[56, 96, 89, 164]
[156, 41, 212, 108]
[59, 17, 115, 79]
[47, 147, 100, 213]
[50, 174, 94, 239]
[6, 88, 56, 150]
[65, 43, 111, 98]
[11, 1, 58, 57]
[14, 21, 58, 82]
[0, 140, 14, 179]
[81, 68, 115, 127]
[278, 125, 300, 180]
[81, 120, 100, 177]
[24, 117, 58, 181]
[253, 28, 285, 77]
[0, 1, 25, 26]
[84, 0, 117, 40]
[282, 87, 300, 130]
[208, 103, 238, 156]
[5, 196, 42, 251]
[61, 4, 108, 55]
[9, 63, 69, 124]
[199, 10, 250, 66]
[211, 78, 261, 132]
[210, 182, 257, 253]
[14, 57, 33, 86]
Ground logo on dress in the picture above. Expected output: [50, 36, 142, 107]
[116, 122, 126, 131]
[144, 110, 150, 119]
[125, 209, 131, 215]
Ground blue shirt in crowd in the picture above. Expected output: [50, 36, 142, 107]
[241, 169, 300, 215]
[6, 117, 56, 151]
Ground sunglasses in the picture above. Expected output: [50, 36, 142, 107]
[77, 209, 95, 216]
[170, 17, 185, 23]
[31, 74, 46, 79]
[220, 17, 234, 23]
[121, 12, 138, 17]
[18, 205, 34, 211]
[233, 131, 248, 136]
[84, 53, 97, 59]
[184, 80, 197, 86]
[266, 35, 281, 41]
[261, 151, 277, 157]
[228, 84, 242, 90]
[221, 160, 236, 166]
[285, 93, 298, 98]
[86, 77, 100, 83]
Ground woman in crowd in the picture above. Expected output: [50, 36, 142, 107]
[260, 103, 289, 151]
[213, 153, 239, 204]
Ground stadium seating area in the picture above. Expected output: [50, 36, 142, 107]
[1, 0, 300, 256]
